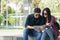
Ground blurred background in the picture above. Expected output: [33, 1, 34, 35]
[0, 0, 60, 28]
[0, 0, 60, 40]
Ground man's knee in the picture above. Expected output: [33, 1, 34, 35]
[24, 28, 29, 33]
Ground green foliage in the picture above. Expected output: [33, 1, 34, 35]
[8, 6, 15, 14]
[32, 0, 41, 8]
[8, 14, 15, 25]
[0, 14, 4, 25]
[0, 0, 1, 2]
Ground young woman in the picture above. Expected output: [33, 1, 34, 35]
[41, 8, 59, 40]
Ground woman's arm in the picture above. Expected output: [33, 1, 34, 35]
[49, 16, 56, 27]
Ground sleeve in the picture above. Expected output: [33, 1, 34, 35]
[25, 15, 30, 28]
[50, 16, 56, 26]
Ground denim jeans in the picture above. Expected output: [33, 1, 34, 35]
[23, 28, 42, 40]
[41, 27, 54, 40]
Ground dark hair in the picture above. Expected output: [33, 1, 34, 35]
[34, 8, 41, 13]
[42, 8, 51, 22]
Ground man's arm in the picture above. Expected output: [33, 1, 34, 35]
[25, 15, 34, 29]
[25, 15, 30, 28]
[41, 17, 47, 29]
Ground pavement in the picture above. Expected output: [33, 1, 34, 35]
[0, 29, 59, 40]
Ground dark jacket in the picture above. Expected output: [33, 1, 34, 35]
[25, 14, 45, 27]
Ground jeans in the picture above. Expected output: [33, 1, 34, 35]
[23, 28, 42, 40]
[41, 27, 54, 40]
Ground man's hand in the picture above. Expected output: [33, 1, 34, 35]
[35, 28, 41, 32]
[27, 26, 34, 29]
[42, 25, 46, 29]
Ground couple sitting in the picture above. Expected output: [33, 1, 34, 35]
[23, 8, 59, 40]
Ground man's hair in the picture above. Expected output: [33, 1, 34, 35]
[34, 8, 41, 13]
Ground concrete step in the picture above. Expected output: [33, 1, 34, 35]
[0, 29, 59, 40]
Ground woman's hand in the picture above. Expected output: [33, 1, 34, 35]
[49, 24, 52, 27]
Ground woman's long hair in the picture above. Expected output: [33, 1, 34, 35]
[42, 8, 51, 23]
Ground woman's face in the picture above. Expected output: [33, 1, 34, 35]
[44, 11, 48, 18]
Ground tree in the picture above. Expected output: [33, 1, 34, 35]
[32, 0, 41, 8]
[0, 14, 4, 25]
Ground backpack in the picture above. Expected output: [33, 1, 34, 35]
[54, 21, 60, 30]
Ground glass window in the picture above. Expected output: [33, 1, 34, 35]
[0, 0, 32, 28]
[0, 0, 60, 28]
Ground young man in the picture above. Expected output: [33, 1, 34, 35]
[23, 8, 45, 40]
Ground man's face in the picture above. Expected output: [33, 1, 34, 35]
[34, 13, 40, 18]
